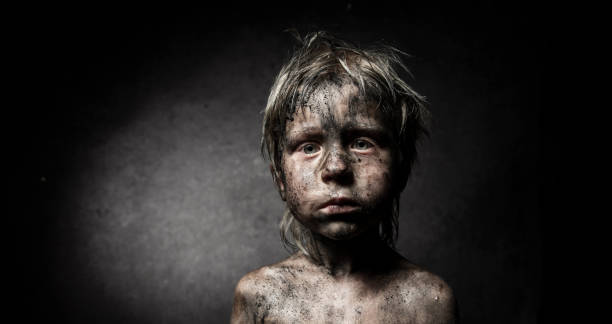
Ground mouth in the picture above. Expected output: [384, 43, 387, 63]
[319, 197, 360, 215]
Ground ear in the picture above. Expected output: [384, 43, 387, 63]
[270, 164, 286, 201]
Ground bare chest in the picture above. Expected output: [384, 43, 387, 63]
[252, 280, 420, 324]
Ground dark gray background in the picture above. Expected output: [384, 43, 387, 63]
[20, 2, 543, 323]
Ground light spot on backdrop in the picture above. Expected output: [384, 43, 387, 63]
[55, 31, 288, 322]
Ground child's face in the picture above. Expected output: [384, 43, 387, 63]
[279, 84, 395, 241]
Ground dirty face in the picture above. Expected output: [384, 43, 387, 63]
[278, 83, 396, 241]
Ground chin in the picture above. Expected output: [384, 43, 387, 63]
[320, 222, 369, 240]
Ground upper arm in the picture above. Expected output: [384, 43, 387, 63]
[230, 276, 254, 324]
[399, 269, 458, 324]
[420, 274, 458, 324]
[430, 280, 458, 324]
[231, 270, 279, 324]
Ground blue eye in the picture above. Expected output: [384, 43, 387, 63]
[352, 139, 373, 150]
[302, 143, 320, 154]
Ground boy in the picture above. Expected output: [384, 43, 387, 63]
[231, 31, 457, 323]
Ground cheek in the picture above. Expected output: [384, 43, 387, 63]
[282, 158, 317, 206]
[353, 155, 394, 198]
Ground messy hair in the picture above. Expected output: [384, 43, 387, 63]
[261, 31, 429, 262]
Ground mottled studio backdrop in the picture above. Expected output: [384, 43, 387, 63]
[24, 3, 542, 324]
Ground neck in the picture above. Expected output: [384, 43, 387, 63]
[310, 229, 393, 277]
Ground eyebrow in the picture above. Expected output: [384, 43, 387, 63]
[285, 126, 324, 147]
[340, 122, 391, 144]
[340, 121, 386, 134]
[286, 125, 324, 138]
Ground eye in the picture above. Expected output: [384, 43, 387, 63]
[351, 139, 374, 151]
[301, 143, 321, 155]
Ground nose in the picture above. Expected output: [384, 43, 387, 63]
[320, 147, 353, 184]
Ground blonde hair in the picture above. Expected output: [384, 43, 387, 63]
[261, 31, 429, 261]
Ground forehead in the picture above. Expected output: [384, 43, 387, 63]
[286, 83, 386, 134]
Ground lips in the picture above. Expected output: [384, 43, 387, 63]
[319, 197, 360, 215]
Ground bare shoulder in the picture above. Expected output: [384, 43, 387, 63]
[231, 255, 307, 323]
[234, 254, 308, 295]
[391, 261, 458, 323]
[400, 263, 455, 304]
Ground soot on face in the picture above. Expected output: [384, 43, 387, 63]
[280, 82, 396, 240]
